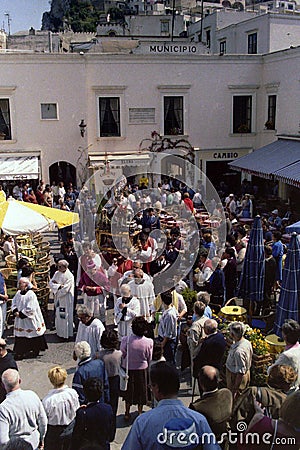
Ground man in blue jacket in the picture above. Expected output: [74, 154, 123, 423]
[122, 361, 220, 450]
[72, 341, 110, 405]
[193, 319, 227, 378]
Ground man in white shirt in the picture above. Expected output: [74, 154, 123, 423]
[173, 189, 182, 205]
[225, 194, 236, 215]
[158, 292, 178, 364]
[128, 192, 137, 212]
[0, 369, 47, 449]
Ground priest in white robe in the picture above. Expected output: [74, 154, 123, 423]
[12, 277, 47, 359]
[49, 259, 74, 339]
[128, 269, 155, 323]
[114, 284, 140, 340]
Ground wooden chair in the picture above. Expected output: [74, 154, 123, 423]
[5, 255, 16, 268]
[38, 256, 51, 266]
[224, 297, 244, 307]
[35, 285, 50, 299]
[35, 251, 47, 261]
[35, 265, 50, 274]
[18, 245, 37, 258]
[6, 272, 18, 289]
[32, 233, 43, 245]
[35, 269, 50, 284]
[36, 242, 51, 254]
[16, 235, 32, 246]
[0, 268, 13, 279]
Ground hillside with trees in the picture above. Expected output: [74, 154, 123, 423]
[42, 0, 105, 32]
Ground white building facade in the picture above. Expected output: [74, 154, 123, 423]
[188, 9, 300, 54]
[0, 45, 298, 196]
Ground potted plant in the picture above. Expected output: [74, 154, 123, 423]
[237, 124, 250, 133]
[265, 120, 275, 130]
[181, 287, 198, 315]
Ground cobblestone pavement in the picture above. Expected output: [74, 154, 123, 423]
[4, 229, 193, 449]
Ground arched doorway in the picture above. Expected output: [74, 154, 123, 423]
[49, 162, 76, 186]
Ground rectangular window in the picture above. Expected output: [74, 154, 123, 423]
[267, 95, 276, 129]
[164, 96, 184, 135]
[99, 97, 121, 137]
[220, 40, 226, 54]
[233, 95, 252, 133]
[161, 21, 170, 33]
[206, 30, 211, 48]
[248, 32, 257, 54]
[41, 103, 58, 120]
[0, 99, 11, 140]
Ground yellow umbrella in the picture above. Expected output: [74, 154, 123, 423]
[0, 198, 79, 235]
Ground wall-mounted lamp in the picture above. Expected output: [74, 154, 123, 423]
[79, 119, 87, 137]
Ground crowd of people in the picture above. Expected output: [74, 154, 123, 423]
[0, 180, 98, 243]
[0, 174, 298, 449]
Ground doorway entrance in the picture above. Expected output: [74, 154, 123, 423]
[206, 161, 241, 193]
[49, 162, 76, 187]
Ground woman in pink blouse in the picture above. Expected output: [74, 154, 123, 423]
[120, 316, 153, 420]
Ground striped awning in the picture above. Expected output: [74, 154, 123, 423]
[273, 160, 300, 187]
[229, 138, 300, 186]
[0, 156, 39, 180]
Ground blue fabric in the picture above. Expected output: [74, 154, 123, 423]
[122, 398, 220, 450]
[193, 332, 227, 373]
[209, 268, 225, 297]
[72, 357, 110, 405]
[274, 233, 300, 338]
[204, 306, 212, 318]
[229, 138, 300, 181]
[238, 216, 265, 303]
[71, 401, 113, 450]
[251, 319, 266, 330]
[286, 221, 300, 234]
[0, 273, 5, 296]
[272, 240, 284, 281]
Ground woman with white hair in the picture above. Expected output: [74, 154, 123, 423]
[114, 284, 140, 340]
[49, 259, 74, 340]
[226, 321, 253, 398]
[12, 277, 47, 360]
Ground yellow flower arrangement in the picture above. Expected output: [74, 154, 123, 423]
[244, 327, 270, 356]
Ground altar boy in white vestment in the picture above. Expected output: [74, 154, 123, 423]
[49, 259, 74, 339]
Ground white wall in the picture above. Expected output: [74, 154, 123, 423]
[228, 13, 300, 54]
[269, 16, 300, 51]
[0, 54, 86, 181]
[191, 10, 300, 54]
[0, 46, 298, 185]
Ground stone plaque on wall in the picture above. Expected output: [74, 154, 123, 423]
[129, 108, 155, 124]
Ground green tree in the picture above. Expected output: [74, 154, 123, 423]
[66, 0, 101, 32]
[107, 7, 126, 25]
